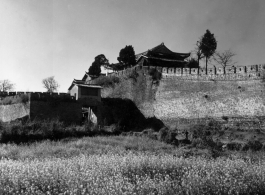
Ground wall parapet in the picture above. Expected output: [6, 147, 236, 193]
[162, 72, 263, 81]
[161, 64, 265, 79]
[0, 92, 75, 100]
[86, 63, 265, 85]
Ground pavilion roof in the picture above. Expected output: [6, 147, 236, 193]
[137, 55, 187, 63]
[135, 43, 190, 61]
[68, 79, 102, 91]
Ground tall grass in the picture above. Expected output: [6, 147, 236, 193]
[0, 136, 175, 160]
[0, 119, 94, 143]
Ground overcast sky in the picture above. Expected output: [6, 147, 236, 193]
[0, 0, 264, 92]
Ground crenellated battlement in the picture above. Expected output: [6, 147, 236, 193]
[0, 91, 75, 100]
[161, 64, 265, 76]
[92, 63, 265, 82]
[160, 64, 265, 81]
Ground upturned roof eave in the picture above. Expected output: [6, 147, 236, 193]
[136, 55, 188, 64]
[135, 43, 190, 61]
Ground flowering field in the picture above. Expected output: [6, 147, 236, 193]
[0, 152, 265, 194]
[0, 136, 265, 194]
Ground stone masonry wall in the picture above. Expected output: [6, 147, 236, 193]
[155, 78, 265, 129]
[0, 103, 30, 122]
[97, 63, 265, 130]
[30, 101, 82, 124]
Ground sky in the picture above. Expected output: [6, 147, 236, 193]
[0, 0, 264, 92]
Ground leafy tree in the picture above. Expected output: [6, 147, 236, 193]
[213, 49, 236, 68]
[88, 61, 101, 77]
[198, 30, 217, 73]
[0, 80, 15, 92]
[42, 76, 59, 92]
[88, 54, 109, 77]
[117, 45, 136, 68]
[95, 54, 109, 65]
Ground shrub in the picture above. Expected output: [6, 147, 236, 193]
[242, 140, 263, 151]
[226, 142, 242, 151]
[221, 116, 229, 121]
[140, 128, 158, 140]
[190, 119, 222, 139]
[191, 138, 206, 148]
[0, 119, 95, 143]
[127, 69, 139, 82]
[189, 120, 224, 151]
[157, 127, 168, 142]
[95, 76, 120, 87]
[158, 127, 177, 145]
[149, 68, 162, 81]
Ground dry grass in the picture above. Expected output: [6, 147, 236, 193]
[0, 136, 175, 160]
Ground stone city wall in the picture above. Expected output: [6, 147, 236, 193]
[93, 63, 265, 129]
[0, 102, 30, 122]
[0, 93, 82, 124]
[87, 63, 265, 84]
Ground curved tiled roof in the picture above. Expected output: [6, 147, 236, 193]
[135, 43, 190, 61]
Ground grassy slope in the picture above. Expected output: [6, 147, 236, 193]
[0, 136, 176, 160]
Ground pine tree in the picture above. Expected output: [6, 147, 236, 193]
[199, 30, 217, 73]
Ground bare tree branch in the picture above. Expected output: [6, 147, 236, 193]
[42, 76, 60, 92]
[212, 49, 237, 68]
[0, 80, 15, 92]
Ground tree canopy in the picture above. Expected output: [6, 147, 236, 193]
[186, 58, 200, 68]
[198, 30, 217, 72]
[117, 45, 136, 68]
[213, 49, 236, 68]
[0, 80, 15, 92]
[88, 54, 109, 77]
[42, 76, 59, 92]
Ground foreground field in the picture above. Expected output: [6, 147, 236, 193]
[0, 136, 265, 195]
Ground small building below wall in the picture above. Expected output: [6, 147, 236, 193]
[68, 79, 102, 101]
[68, 79, 103, 125]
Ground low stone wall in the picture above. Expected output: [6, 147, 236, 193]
[0, 103, 30, 122]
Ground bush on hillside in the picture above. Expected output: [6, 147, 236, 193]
[95, 76, 120, 87]
[242, 140, 263, 151]
[127, 69, 139, 82]
[0, 119, 95, 143]
[190, 119, 223, 150]
[190, 119, 222, 139]
[157, 127, 178, 145]
[149, 68, 162, 81]
[226, 142, 242, 151]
